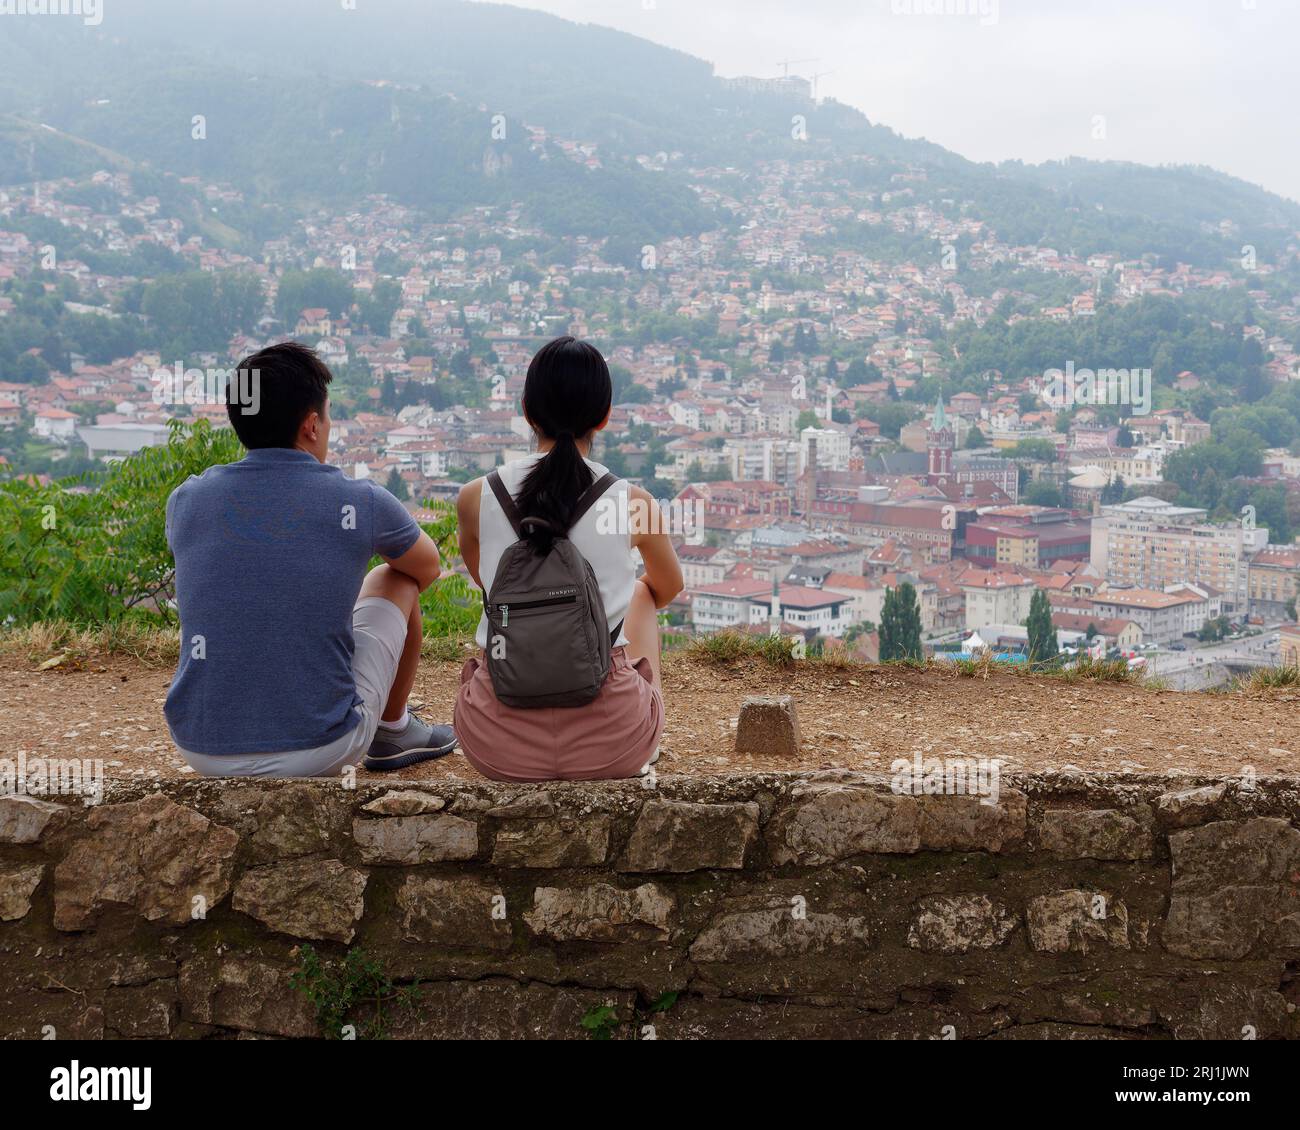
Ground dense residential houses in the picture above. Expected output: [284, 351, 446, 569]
[2, 154, 1297, 665]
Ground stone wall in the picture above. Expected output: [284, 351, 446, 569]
[1, 772, 1298, 1040]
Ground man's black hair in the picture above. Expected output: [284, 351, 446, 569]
[226, 341, 332, 449]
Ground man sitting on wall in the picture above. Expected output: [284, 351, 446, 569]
[163, 341, 457, 776]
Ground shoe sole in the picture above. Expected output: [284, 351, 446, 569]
[363, 738, 459, 772]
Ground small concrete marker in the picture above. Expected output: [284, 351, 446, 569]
[735, 695, 801, 756]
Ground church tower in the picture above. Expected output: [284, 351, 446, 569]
[926, 397, 954, 484]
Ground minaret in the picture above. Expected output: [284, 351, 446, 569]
[926, 396, 954, 484]
[769, 576, 781, 637]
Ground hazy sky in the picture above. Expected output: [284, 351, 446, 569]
[494, 0, 1299, 203]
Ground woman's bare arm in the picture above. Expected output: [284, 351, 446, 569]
[628, 485, 684, 609]
[457, 478, 484, 590]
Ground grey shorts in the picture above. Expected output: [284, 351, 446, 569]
[178, 597, 409, 778]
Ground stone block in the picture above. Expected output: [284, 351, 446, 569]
[0, 795, 71, 844]
[690, 906, 873, 963]
[620, 799, 759, 872]
[767, 786, 919, 865]
[524, 883, 674, 942]
[1164, 818, 1300, 959]
[491, 816, 611, 868]
[1039, 806, 1155, 860]
[0, 863, 44, 921]
[735, 695, 801, 756]
[397, 876, 512, 950]
[233, 858, 369, 943]
[1026, 890, 1129, 953]
[179, 956, 317, 1038]
[353, 814, 478, 864]
[907, 894, 1017, 954]
[53, 794, 239, 931]
[361, 790, 446, 817]
[1154, 784, 1227, 829]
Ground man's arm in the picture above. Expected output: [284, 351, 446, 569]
[371, 480, 441, 592]
[382, 529, 441, 592]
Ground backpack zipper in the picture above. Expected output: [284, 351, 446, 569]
[497, 592, 578, 627]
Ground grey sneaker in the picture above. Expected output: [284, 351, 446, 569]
[363, 712, 458, 771]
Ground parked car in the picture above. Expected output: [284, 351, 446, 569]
[1169, 642, 1187, 651]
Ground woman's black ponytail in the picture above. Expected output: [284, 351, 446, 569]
[514, 336, 613, 554]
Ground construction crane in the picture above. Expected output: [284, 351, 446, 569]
[810, 70, 835, 101]
[776, 57, 817, 78]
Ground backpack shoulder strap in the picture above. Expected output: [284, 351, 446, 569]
[568, 472, 619, 532]
[486, 470, 524, 539]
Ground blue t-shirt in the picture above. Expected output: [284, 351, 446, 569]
[164, 448, 421, 754]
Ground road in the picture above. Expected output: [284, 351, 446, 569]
[1147, 627, 1282, 688]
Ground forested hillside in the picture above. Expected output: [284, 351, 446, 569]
[0, 0, 1296, 267]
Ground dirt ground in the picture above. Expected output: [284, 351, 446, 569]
[0, 651, 1296, 784]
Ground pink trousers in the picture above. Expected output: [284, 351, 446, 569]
[454, 646, 664, 782]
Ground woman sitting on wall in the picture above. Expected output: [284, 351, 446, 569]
[454, 336, 683, 781]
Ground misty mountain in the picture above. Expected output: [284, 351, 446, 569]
[0, 0, 1295, 265]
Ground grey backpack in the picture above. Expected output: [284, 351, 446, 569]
[484, 469, 623, 709]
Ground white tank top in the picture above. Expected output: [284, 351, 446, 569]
[474, 454, 636, 649]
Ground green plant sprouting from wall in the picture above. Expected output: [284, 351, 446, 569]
[289, 944, 422, 1041]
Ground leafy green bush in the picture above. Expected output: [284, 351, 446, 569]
[0, 419, 482, 638]
[409, 498, 482, 638]
[0, 419, 243, 626]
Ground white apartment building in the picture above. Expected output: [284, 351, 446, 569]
[1069, 445, 1166, 486]
[689, 580, 773, 633]
[959, 571, 1037, 631]
[678, 546, 733, 589]
[77, 423, 171, 460]
[800, 426, 851, 473]
[35, 409, 78, 443]
[821, 573, 886, 626]
[771, 587, 853, 637]
[667, 401, 702, 430]
[1091, 496, 1264, 612]
[722, 437, 802, 486]
[689, 579, 852, 637]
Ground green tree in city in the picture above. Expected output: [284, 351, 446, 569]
[845, 358, 882, 384]
[1101, 474, 1127, 505]
[879, 583, 923, 662]
[1025, 588, 1059, 666]
[384, 468, 410, 501]
[358, 278, 402, 334]
[274, 268, 355, 325]
[1023, 479, 1063, 507]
